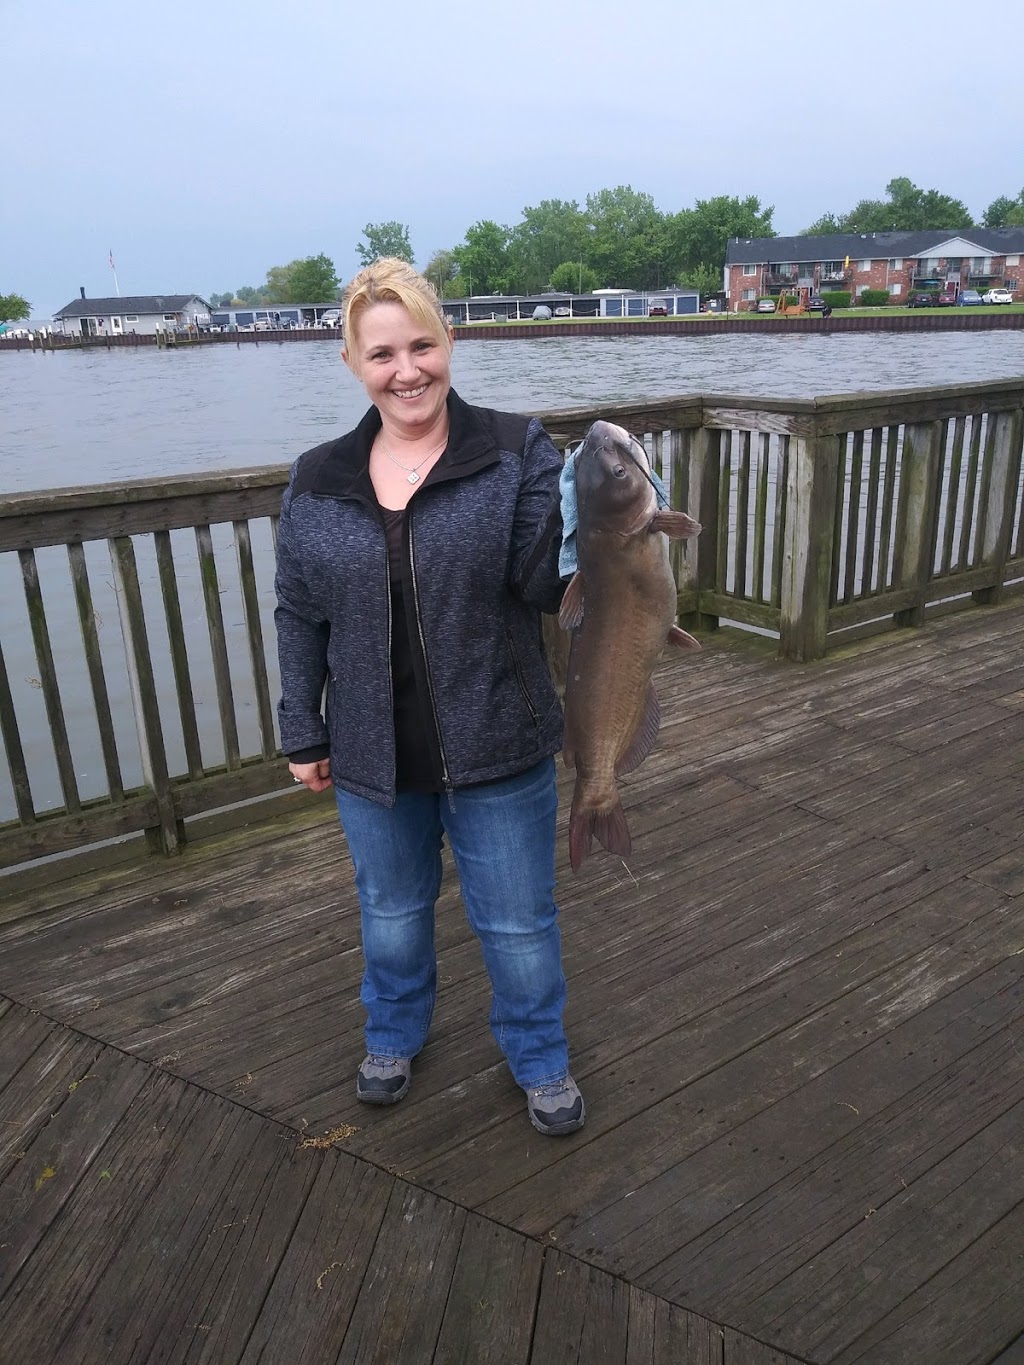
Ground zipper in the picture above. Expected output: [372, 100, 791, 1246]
[506, 627, 540, 726]
[408, 512, 454, 805]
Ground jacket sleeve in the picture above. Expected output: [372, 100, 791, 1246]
[274, 470, 331, 759]
[509, 418, 566, 615]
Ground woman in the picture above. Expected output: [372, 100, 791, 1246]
[274, 258, 584, 1135]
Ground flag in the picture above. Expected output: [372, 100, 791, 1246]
[109, 250, 115, 270]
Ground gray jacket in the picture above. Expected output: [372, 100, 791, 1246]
[275, 390, 565, 806]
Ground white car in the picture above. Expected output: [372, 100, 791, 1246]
[981, 288, 1013, 305]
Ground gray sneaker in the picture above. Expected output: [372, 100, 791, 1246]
[526, 1075, 585, 1135]
[356, 1054, 412, 1105]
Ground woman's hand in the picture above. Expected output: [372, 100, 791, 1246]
[289, 758, 333, 793]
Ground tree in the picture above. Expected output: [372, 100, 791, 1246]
[235, 285, 267, 305]
[509, 199, 588, 293]
[801, 212, 844, 236]
[804, 178, 974, 235]
[356, 221, 413, 266]
[982, 190, 1024, 227]
[452, 220, 514, 295]
[679, 264, 722, 301]
[422, 248, 460, 298]
[287, 254, 340, 302]
[584, 186, 667, 290]
[0, 293, 31, 323]
[549, 261, 598, 294]
[665, 194, 774, 282]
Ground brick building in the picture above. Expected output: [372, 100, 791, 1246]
[723, 228, 1024, 310]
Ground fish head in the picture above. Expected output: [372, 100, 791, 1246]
[574, 420, 658, 533]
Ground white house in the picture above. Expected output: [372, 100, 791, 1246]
[53, 291, 211, 337]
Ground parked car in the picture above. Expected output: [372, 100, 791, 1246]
[531, 305, 552, 321]
[957, 289, 984, 306]
[320, 308, 343, 328]
[981, 288, 1013, 304]
[553, 306, 571, 317]
[756, 298, 776, 313]
[648, 304, 668, 316]
[936, 288, 957, 306]
[907, 292, 937, 308]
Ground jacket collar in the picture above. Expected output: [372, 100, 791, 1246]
[311, 389, 498, 501]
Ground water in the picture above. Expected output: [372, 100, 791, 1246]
[2, 330, 1023, 492]
[2, 331, 1023, 828]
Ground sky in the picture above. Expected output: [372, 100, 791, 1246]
[3, 0, 1019, 317]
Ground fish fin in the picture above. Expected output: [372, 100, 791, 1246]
[615, 681, 660, 776]
[667, 625, 702, 650]
[559, 571, 585, 630]
[569, 797, 632, 872]
[650, 509, 701, 539]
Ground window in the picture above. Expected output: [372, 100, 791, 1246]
[742, 263, 757, 276]
[125, 314, 138, 322]
[741, 288, 756, 301]
[1006, 279, 1019, 291]
[1007, 255, 1020, 267]
[163, 313, 175, 321]
[859, 260, 872, 272]
[888, 258, 902, 270]
[856, 284, 869, 296]
[889, 282, 902, 295]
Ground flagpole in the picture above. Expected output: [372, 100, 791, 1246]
[109, 250, 121, 297]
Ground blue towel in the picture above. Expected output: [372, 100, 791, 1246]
[559, 445, 670, 580]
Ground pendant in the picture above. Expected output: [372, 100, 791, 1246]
[407, 471, 420, 484]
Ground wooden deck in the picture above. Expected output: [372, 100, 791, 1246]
[2, 603, 1024, 1364]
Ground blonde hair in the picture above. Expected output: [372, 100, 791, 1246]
[342, 258, 449, 361]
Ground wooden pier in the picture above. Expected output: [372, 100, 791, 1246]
[2, 382, 1024, 1361]
[2, 604, 1024, 1362]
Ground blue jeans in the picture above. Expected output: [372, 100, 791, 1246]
[334, 758, 569, 1089]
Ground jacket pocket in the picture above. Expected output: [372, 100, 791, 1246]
[506, 628, 540, 727]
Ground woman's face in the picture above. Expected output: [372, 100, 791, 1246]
[344, 302, 453, 436]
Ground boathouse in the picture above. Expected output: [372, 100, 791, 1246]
[53, 289, 211, 337]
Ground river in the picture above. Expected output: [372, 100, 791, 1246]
[2, 331, 1023, 826]
[3, 330, 1024, 492]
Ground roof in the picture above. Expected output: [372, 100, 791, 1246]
[725, 227, 1024, 265]
[54, 294, 208, 318]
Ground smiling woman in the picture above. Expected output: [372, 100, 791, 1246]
[274, 257, 586, 1137]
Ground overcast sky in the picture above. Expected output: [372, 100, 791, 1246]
[3, 0, 1018, 316]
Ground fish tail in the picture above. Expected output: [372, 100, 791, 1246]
[569, 796, 632, 872]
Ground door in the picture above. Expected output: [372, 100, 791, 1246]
[111, 316, 122, 333]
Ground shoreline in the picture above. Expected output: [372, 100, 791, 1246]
[2, 309, 1024, 352]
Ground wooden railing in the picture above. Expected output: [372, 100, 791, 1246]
[2, 379, 1023, 870]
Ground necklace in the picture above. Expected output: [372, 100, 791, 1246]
[378, 435, 447, 485]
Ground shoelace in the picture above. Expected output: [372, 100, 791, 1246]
[367, 1055, 401, 1069]
[533, 1080, 571, 1098]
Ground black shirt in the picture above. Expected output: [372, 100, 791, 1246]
[381, 506, 443, 792]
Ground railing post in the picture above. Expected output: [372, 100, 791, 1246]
[973, 409, 1024, 606]
[892, 420, 943, 628]
[779, 430, 841, 661]
[677, 425, 721, 632]
[109, 536, 183, 855]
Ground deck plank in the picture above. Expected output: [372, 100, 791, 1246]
[2, 606, 1024, 1363]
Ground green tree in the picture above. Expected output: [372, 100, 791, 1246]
[801, 212, 844, 235]
[453, 220, 513, 295]
[679, 264, 722, 301]
[584, 186, 667, 290]
[806, 178, 974, 234]
[235, 285, 267, 305]
[422, 248, 460, 298]
[509, 199, 588, 293]
[0, 293, 31, 323]
[287, 254, 340, 302]
[982, 190, 1024, 227]
[665, 194, 775, 282]
[356, 221, 413, 265]
[549, 261, 598, 293]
